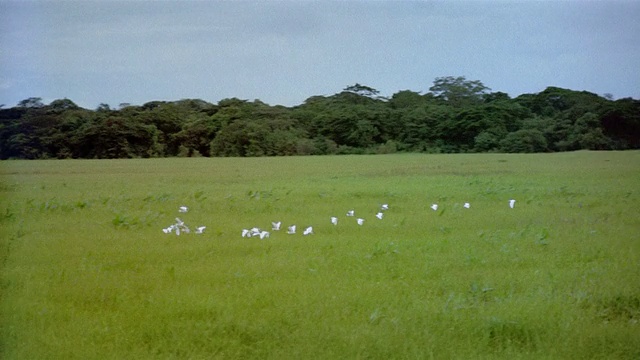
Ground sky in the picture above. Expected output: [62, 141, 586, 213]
[1, 0, 639, 109]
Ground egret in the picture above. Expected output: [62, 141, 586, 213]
[242, 229, 250, 237]
[357, 218, 364, 226]
[287, 225, 296, 234]
[250, 227, 261, 236]
[381, 204, 389, 210]
[376, 212, 383, 220]
[463, 202, 470, 209]
[509, 199, 516, 208]
[431, 204, 438, 211]
[272, 221, 281, 231]
[331, 217, 338, 225]
[346, 210, 355, 217]
[195, 226, 206, 234]
[178, 206, 188, 213]
[303, 226, 313, 235]
[259, 231, 270, 239]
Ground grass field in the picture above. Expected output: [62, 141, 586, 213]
[1, 151, 639, 359]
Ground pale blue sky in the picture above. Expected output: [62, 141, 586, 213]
[1, 0, 638, 109]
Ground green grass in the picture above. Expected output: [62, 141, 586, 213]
[1, 151, 639, 359]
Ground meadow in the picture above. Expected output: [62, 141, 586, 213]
[1, 151, 639, 359]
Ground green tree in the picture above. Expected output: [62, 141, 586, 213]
[483, 91, 511, 103]
[388, 90, 436, 109]
[473, 131, 501, 152]
[568, 112, 612, 150]
[600, 98, 640, 149]
[17, 97, 45, 108]
[500, 129, 548, 153]
[397, 104, 454, 152]
[96, 103, 111, 112]
[175, 113, 218, 157]
[343, 83, 381, 98]
[49, 98, 80, 111]
[429, 76, 490, 106]
[77, 115, 160, 158]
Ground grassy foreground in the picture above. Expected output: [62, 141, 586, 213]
[1, 152, 639, 359]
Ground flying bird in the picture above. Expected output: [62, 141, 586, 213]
[463, 202, 470, 209]
[431, 204, 438, 211]
[287, 225, 296, 234]
[272, 221, 281, 231]
[331, 217, 338, 225]
[381, 204, 389, 211]
[195, 226, 206, 234]
[346, 210, 355, 217]
[303, 226, 313, 235]
[509, 199, 516, 208]
[375, 212, 383, 220]
[259, 231, 270, 239]
[357, 218, 365, 225]
[178, 206, 188, 213]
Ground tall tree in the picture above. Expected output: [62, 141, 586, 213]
[429, 76, 490, 106]
[343, 83, 380, 98]
[17, 97, 45, 109]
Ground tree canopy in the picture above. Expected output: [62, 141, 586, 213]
[1, 76, 638, 159]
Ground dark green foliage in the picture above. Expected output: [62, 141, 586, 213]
[500, 129, 548, 153]
[600, 98, 640, 149]
[1, 78, 638, 159]
[77, 115, 160, 158]
[430, 76, 491, 107]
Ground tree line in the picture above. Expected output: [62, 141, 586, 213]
[1, 76, 638, 159]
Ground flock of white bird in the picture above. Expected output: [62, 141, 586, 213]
[161, 206, 206, 235]
[161, 199, 517, 237]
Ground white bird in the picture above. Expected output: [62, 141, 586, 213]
[303, 226, 313, 235]
[250, 227, 261, 236]
[195, 226, 206, 234]
[331, 217, 338, 225]
[431, 204, 438, 211]
[381, 204, 389, 211]
[357, 218, 365, 226]
[375, 212, 383, 220]
[242, 229, 250, 237]
[463, 202, 470, 209]
[272, 221, 281, 231]
[259, 231, 270, 239]
[346, 210, 355, 217]
[175, 218, 184, 225]
[178, 206, 188, 213]
[162, 228, 170, 234]
[287, 225, 296, 234]
[509, 199, 516, 208]
[176, 227, 181, 236]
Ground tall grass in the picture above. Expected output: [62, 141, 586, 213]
[1, 152, 639, 359]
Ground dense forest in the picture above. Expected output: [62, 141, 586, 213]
[1, 76, 638, 159]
